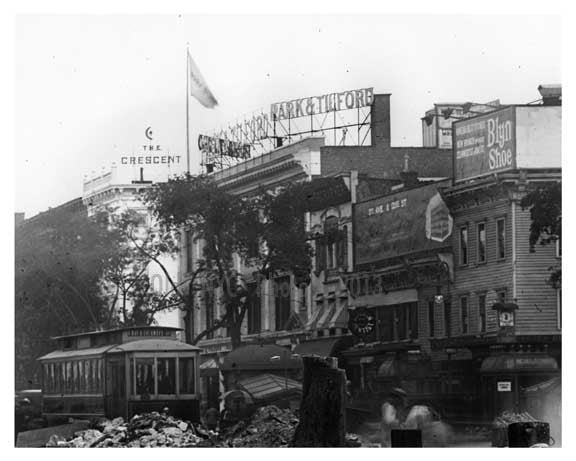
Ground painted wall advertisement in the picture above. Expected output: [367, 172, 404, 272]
[354, 181, 453, 266]
[454, 107, 516, 182]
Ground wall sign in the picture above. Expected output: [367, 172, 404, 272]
[497, 381, 512, 392]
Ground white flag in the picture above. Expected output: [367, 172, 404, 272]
[187, 50, 218, 109]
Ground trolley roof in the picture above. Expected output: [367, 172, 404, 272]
[51, 325, 183, 340]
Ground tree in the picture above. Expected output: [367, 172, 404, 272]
[145, 173, 314, 349]
[14, 207, 122, 388]
[520, 181, 561, 288]
[101, 208, 183, 326]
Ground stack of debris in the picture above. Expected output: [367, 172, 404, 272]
[492, 410, 537, 447]
[46, 412, 212, 448]
[45, 406, 365, 448]
[220, 405, 299, 447]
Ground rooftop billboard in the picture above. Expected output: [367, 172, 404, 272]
[454, 105, 561, 182]
[354, 181, 453, 266]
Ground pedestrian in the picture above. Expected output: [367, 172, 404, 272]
[380, 387, 408, 447]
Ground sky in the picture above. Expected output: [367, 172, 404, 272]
[14, 14, 562, 217]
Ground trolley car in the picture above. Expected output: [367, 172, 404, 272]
[37, 326, 201, 423]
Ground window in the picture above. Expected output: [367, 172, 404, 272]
[275, 276, 291, 331]
[556, 238, 561, 258]
[478, 294, 487, 333]
[459, 225, 468, 265]
[375, 303, 418, 342]
[205, 290, 214, 340]
[496, 218, 506, 260]
[477, 222, 486, 263]
[179, 357, 196, 394]
[135, 358, 155, 395]
[325, 216, 338, 269]
[247, 283, 261, 334]
[337, 226, 348, 269]
[428, 301, 435, 337]
[157, 358, 176, 394]
[315, 234, 326, 272]
[557, 289, 562, 329]
[460, 296, 469, 334]
[444, 301, 452, 337]
[185, 229, 193, 273]
[496, 290, 506, 304]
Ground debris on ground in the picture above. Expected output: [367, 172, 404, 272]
[44, 406, 366, 448]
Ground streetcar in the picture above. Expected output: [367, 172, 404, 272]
[37, 326, 202, 423]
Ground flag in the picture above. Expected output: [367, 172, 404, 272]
[187, 50, 218, 109]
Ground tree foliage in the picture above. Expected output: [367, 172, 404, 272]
[520, 181, 561, 288]
[145, 173, 314, 349]
[14, 208, 121, 388]
[102, 208, 182, 326]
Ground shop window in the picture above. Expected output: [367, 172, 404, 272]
[477, 222, 486, 263]
[376, 303, 418, 342]
[459, 225, 468, 265]
[275, 276, 291, 331]
[428, 301, 435, 338]
[478, 294, 487, 333]
[496, 218, 506, 260]
[179, 357, 196, 394]
[460, 296, 469, 334]
[157, 358, 176, 394]
[247, 282, 261, 334]
[135, 358, 155, 396]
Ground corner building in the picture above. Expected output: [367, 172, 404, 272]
[435, 99, 561, 427]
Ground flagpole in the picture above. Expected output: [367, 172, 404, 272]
[186, 44, 191, 174]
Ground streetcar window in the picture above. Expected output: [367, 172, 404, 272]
[78, 361, 85, 392]
[135, 358, 155, 396]
[157, 358, 176, 394]
[66, 361, 72, 393]
[97, 359, 103, 393]
[72, 361, 79, 393]
[179, 357, 195, 394]
[86, 360, 92, 393]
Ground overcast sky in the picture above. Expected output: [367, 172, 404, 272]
[15, 14, 561, 217]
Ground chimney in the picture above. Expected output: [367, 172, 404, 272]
[538, 84, 562, 106]
[399, 153, 419, 188]
[370, 94, 391, 147]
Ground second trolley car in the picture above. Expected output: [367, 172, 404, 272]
[37, 326, 201, 423]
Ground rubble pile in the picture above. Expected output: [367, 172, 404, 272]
[46, 412, 211, 448]
[45, 406, 365, 448]
[221, 405, 299, 447]
[493, 410, 537, 428]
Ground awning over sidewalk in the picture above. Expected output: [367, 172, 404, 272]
[480, 354, 559, 374]
[237, 373, 302, 401]
[200, 357, 219, 376]
[292, 336, 354, 358]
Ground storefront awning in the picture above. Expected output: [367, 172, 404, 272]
[292, 336, 354, 358]
[348, 288, 418, 308]
[237, 373, 302, 401]
[480, 354, 559, 374]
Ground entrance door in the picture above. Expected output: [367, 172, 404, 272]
[106, 358, 126, 418]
